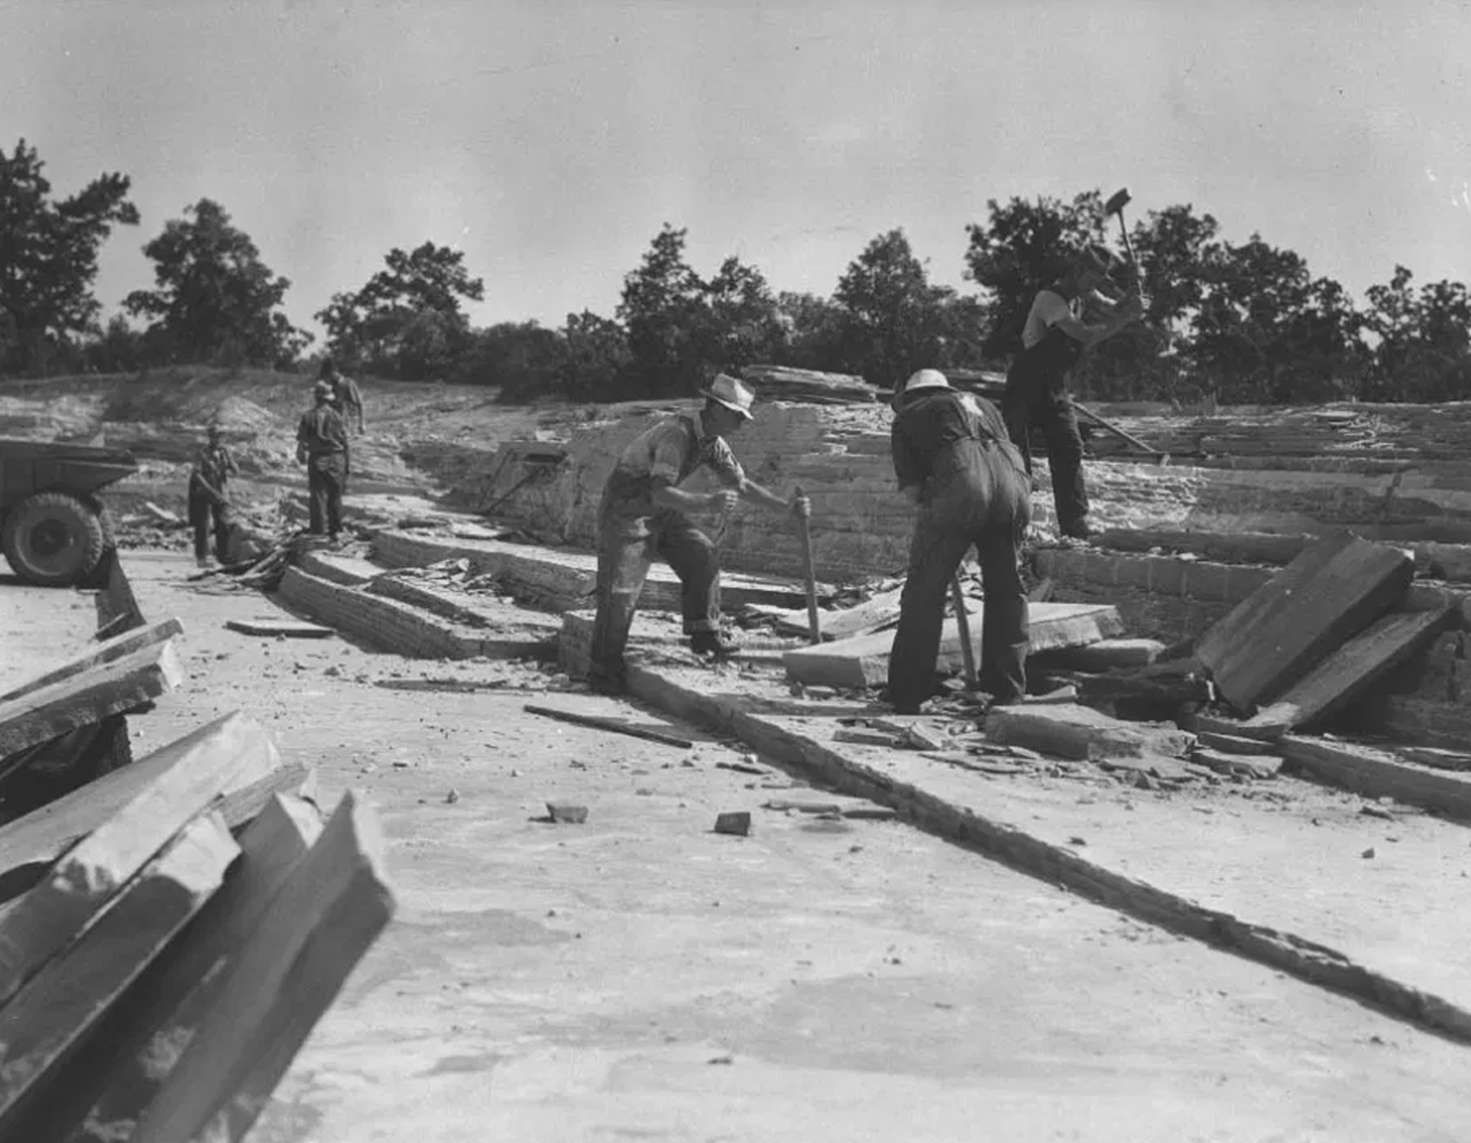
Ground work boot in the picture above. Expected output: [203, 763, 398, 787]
[689, 630, 739, 659]
[195, 554, 210, 569]
[586, 661, 627, 696]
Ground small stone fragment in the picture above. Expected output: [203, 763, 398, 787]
[714, 811, 751, 836]
[445, 788, 460, 804]
[547, 803, 588, 824]
[903, 725, 947, 751]
[1361, 846, 1376, 859]
[842, 807, 899, 821]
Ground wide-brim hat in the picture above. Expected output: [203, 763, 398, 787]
[313, 380, 333, 398]
[1077, 243, 1116, 275]
[903, 368, 951, 394]
[700, 373, 756, 420]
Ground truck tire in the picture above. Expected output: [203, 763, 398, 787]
[2, 715, 133, 815]
[1, 491, 108, 587]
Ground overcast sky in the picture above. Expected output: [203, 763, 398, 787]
[7, 0, 1470, 338]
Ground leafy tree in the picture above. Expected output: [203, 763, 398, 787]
[555, 310, 632, 401]
[1185, 236, 1365, 404]
[124, 198, 309, 368]
[617, 224, 713, 395]
[317, 242, 485, 380]
[831, 228, 973, 386]
[1362, 267, 1471, 401]
[702, 256, 786, 370]
[82, 313, 146, 374]
[776, 290, 846, 371]
[452, 320, 566, 399]
[963, 192, 1107, 359]
[0, 139, 138, 374]
[616, 224, 784, 395]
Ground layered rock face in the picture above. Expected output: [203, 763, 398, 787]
[469, 400, 1471, 583]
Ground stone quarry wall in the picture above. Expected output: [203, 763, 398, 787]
[475, 403, 915, 583]
[471, 400, 1471, 584]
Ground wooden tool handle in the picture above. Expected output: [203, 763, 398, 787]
[796, 486, 822, 645]
[950, 574, 979, 687]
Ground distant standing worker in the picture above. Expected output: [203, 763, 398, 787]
[319, 358, 365, 435]
[1002, 245, 1142, 541]
[296, 381, 350, 542]
[188, 422, 237, 567]
[588, 373, 810, 694]
[887, 369, 1032, 713]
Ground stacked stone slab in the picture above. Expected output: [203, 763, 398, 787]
[473, 400, 1471, 587]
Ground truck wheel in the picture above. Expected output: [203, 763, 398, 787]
[1, 491, 108, 587]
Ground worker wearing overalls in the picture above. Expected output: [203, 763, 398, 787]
[588, 374, 809, 694]
[1002, 245, 1141, 540]
[188, 423, 237, 567]
[887, 369, 1032, 713]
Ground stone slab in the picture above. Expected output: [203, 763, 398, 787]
[782, 602, 1126, 689]
[621, 660, 1471, 1045]
[372, 529, 830, 613]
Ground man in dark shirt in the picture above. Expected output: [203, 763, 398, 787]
[319, 358, 365, 435]
[887, 369, 1032, 713]
[1002, 244, 1142, 540]
[296, 381, 350, 541]
[589, 373, 810, 693]
[188, 422, 237, 567]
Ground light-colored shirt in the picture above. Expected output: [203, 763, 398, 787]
[1020, 289, 1079, 350]
[616, 410, 745, 490]
[602, 410, 746, 522]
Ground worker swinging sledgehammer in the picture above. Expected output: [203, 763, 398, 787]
[587, 373, 811, 695]
[885, 369, 1032, 715]
[1002, 244, 1144, 541]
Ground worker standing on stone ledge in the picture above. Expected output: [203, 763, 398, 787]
[188, 421, 237, 568]
[588, 373, 811, 695]
[1002, 244, 1142, 541]
[885, 369, 1031, 715]
[296, 380, 350, 544]
[319, 357, 365, 435]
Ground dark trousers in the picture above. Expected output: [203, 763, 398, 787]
[307, 455, 346, 537]
[188, 485, 229, 562]
[1002, 368, 1089, 535]
[590, 508, 721, 684]
[887, 440, 1031, 707]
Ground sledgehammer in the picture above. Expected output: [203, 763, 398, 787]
[1104, 186, 1147, 305]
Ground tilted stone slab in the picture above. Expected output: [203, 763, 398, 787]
[782, 601, 1125, 689]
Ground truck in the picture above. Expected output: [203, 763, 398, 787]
[0, 439, 138, 587]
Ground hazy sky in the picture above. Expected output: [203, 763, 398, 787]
[7, 0, 1470, 339]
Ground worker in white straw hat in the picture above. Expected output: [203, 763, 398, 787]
[885, 368, 1032, 713]
[588, 372, 811, 694]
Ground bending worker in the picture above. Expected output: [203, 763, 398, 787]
[296, 380, 350, 542]
[589, 373, 810, 694]
[1002, 244, 1142, 541]
[887, 369, 1031, 714]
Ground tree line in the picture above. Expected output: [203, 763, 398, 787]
[3, 138, 1468, 405]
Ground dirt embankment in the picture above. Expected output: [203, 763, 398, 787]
[0, 366, 590, 542]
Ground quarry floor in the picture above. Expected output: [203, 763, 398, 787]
[2, 552, 1469, 1143]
